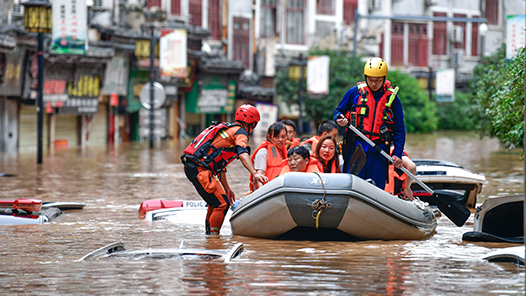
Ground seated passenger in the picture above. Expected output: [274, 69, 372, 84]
[281, 119, 300, 150]
[250, 122, 288, 191]
[280, 146, 320, 174]
[314, 135, 341, 173]
[301, 120, 339, 153]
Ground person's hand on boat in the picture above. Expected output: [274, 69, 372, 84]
[392, 155, 403, 169]
[253, 174, 268, 189]
[225, 188, 236, 204]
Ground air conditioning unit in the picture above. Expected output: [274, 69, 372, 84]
[450, 25, 463, 43]
[452, 49, 464, 67]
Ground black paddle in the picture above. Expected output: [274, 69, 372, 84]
[348, 143, 366, 175]
[340, 117, 471, 227]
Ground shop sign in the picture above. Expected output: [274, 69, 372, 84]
[185, 79, 236, 114]
[102, 56, 129, 96]
[51, 0, 88, 55]
[160, 29, 187, 78]
[0, 49, 25, 96]
[43, 79, 68, 102]
[57, 72, 100, 114]
[56, 98, 98, 114]
[135, 39, 159, 59]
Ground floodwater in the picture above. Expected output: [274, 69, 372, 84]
[0, 131, 523, 295]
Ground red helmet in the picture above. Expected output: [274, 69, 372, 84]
[235, 104, 260, 124]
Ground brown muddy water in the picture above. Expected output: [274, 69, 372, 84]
[0, 131, 523, 295]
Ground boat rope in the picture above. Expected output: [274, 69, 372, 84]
[311, 172, 332, 228]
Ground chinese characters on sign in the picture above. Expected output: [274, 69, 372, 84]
[160, 29, 187, 78]
[506, 15, 525, 60]
[51, 0, 87, 54]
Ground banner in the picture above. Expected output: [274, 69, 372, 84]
[52, 0, 88, 55]
[506, 15, 525, 61]
[307, 55, 330, 95]
[160, 29, 187, 78]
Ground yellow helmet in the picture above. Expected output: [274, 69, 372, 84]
[364, 57, 388, 77]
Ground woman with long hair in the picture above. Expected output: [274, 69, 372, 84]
[314, 134, 341, 173]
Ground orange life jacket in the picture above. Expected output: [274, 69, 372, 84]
[301, 135, 319, 151]
[286, 138, 301, 150]
[316, 158, 339, 173]
[250, 140, 287, 191]
[385, 150, 409, 196]
[280, 157, 320, 174]
[349, 80, 398, 142]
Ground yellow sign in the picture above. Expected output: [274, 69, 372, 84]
[68, 75, 100, 98]
[135, 39, 160, 59]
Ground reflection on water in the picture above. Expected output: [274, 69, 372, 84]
[0, 131, 523, 294]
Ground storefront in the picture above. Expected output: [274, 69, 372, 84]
[0, 46, 23, 152]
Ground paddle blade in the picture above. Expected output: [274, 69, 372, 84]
[434, 193, 471, 227]
[348, 143, 366, 175]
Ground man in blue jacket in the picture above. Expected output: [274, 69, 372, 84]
[334, 57, 405, 190]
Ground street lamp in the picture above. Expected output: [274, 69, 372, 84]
[22, 0, 52, 165]
[288, 54, 307, 136]
[479, 23, 488, 57]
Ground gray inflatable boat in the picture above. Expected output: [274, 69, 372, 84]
[230, 172, 437, 241]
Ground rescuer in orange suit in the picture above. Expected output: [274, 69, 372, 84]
[181, 104, 268, 235]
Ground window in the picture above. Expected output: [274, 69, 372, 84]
[432, 12, 447, 55]
[147, 0, 161, 8]
[453, 13, 466, 50]
[233, 17, 250, 69]
[317, 0, 334, 15]
[260, 0, 277, 38]
[343, 0, 357, 26]
[286, 0, 306, 44]
[171, 0, 181, 16]
[391, 22, 404, 66]
[486, 0, 498, 25]
[209, 0, 221, 40]
[408, 23, 428, 66]
[189, 0, 202, 27]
